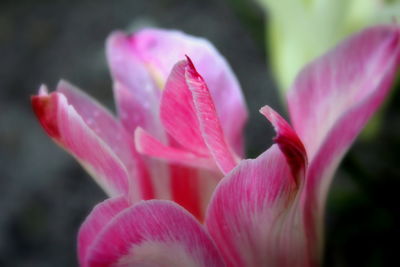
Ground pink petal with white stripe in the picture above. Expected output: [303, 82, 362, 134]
[287, 25, 400, 262]
[32, 89, 132, 197]
[288, 25, 400, 161]
[56, 81, 151, 197]
[206, 145, 307, 267]
[82, 200, 225, 267]
[78, 196, 130, 266]
[186, 56, 239, 174]
[160, 58, 238, 174]
[127, 28, 248, 155]
[160, 60, 209, 155]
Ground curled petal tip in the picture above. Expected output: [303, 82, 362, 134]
[260, 105, 307, 185]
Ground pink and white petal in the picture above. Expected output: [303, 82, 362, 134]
[206, 145, 308, 267]
[83, 200, 225, 267]
[78, 196, 130, 266]
[160, 60, 209, 155]
[32, 91, 132, 197]
[135, 127, 218, 172]
[186, 57, 239, 174]
[287, 25, 400, 261]
[56, 81, 138, 170]
[106, 31, 164, 137]
[302, 76, 400, 263]
[260, 105, 307, 185]
[131, 28, 248, 155]
[288, 25, 400, 161]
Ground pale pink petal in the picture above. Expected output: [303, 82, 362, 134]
[135, 127, 217, 171]
[107, 33, 173, 202]
[287, 25, 400, 261]
[82, 200, 225, 267]
[260, 105, 307, 185]
[106, 32, 163, 138]
[78, 196, 130, 266]
[186, 57, 239, 174]
[206, 145, 307, 267]
[131, 28, 248, 155]
[32, 90, 131, 197]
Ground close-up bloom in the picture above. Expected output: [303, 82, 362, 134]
[32, 23, 400, 267]
[31, 29, 248, 221]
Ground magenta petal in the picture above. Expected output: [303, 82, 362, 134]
[135, 127, 218, 171]
[206, 145, 307, 267]
[186, 57, 239, 174]
[32, 90, 131, 197]
[131, 28, 248, 155]
[78, 196, 130, 266]
[83, 200, 225, 267]
[160, 60, 209, 155]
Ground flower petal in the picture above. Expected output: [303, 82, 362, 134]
[160, 60, 209, 155]
[135, 127, 217, 171]
[113, 82, 171, 201]
[287, 25, 400, 261]
[106, 32, 163, 138]
[32, 81, 156, 200]
[55, 81, 154, 200]
[185, 56, 239, 174]
[128, 28, 248, 155]
[135, 126, 221, 221]
[288, 25, 400, 161]
[78, 196, 130, 266]
[260, 105, 307, 185]
[82, 200, 225, 267]
[32, 89, 131, 197]
[160, 58, 239, 174]
[206, 145, 307, 267]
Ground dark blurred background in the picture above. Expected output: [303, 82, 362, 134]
[0, 0, 398, 266]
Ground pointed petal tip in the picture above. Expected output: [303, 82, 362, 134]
[106, 30, 129, 49]
[38, 84, 48, 96]
[184, 55, 202, 80]
[56, 79, 72, 89]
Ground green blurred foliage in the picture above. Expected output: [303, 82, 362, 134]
[256, 0, 400, 94]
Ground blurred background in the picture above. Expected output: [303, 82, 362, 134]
[0, 0, 399, 266]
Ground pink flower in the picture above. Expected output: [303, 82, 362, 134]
[32, 29, 248, 220]
[77, 25, 400, 266]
